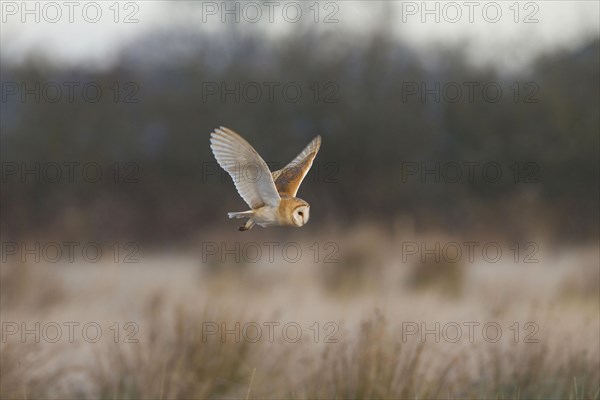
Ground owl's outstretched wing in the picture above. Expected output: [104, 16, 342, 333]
[272, 135, 321, 197]
[210, 127, 281, 209]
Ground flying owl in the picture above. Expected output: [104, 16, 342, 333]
[210, 126, 321, 231]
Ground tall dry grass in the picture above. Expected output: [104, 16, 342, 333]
[1, 229, 599, 399]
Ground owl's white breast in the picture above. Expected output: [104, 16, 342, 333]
[252, 205, 281, 227]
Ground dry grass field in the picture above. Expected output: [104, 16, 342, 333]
[1, 228, 598, 399]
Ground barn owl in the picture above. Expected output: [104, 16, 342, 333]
[210, 126, 321, 231]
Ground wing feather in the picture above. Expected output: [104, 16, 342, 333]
[272, 135, 321, 197]
[210, 127, 280, 208]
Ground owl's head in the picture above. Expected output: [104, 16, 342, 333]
[292, 204, 310, 227]
[280, 197, 311, 227]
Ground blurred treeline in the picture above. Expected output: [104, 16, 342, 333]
[1, 23, 598, 245]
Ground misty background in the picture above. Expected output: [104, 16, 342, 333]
[1, 1, 598, 245]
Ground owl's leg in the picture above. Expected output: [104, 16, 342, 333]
[239, 219, 256, 231]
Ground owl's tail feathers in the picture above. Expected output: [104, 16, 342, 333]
[228, 211, 255, 231]
[228, 210, 254, 219]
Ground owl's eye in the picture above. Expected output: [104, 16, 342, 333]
[298, 211, 304, 217]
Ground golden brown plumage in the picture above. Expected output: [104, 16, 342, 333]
[272, 136, 321, 197]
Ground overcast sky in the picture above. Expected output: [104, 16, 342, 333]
[2, 1, 599, 72]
